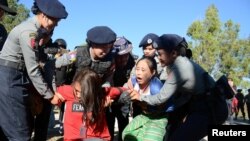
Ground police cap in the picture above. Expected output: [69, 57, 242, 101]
[237, 89, 242, 93]
[35, 0, 68, 19]
[54, 38, 67, 49]
[113, 37, 133, 55]
[0, 0, 17, 16]
[86, 26, 117, 45]
[153, 34, 187, 52]
[139, 33, 158, 48]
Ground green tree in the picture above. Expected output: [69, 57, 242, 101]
[187, 4, 250, 88]
[0, 0, 29, 32]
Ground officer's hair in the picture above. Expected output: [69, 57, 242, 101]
[186, 49, 192, 59]
[86, 39, 92, 47]
[173, 38, 188, 57]
[31, 2, 40, 15]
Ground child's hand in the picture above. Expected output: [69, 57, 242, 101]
[104, 96, 114, 107]
[50, 92, 65, 105]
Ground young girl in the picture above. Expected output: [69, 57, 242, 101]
[122, 57, 170, 141]
[56, 68, 124, 141]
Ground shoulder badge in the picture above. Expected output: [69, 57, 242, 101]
[29, 33, 37, 49]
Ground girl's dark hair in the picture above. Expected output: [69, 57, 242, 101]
[136, 56, 157, 76]
[73, 68, 106, 132]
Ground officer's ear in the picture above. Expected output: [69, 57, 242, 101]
[40, 12, 46, 19]
[171, 50, 178, 59]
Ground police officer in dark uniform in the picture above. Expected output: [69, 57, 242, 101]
[245, 89, 250, 123]
[235, 89, 245, 120]
[0, 0, 68, 140]
[74, 26, 117, 86]
[0, 0, 17, 50]
[130, 34, 228, 141]
[54, 38, 68, 86]
[132, 33, 168, 82]
[53, 38, 68, 135]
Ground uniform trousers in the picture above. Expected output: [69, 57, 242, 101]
[167, 96, 228, 141]
[33, 99, 52, 141]
[0, 65, 33, 141]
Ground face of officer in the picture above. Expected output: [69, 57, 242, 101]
[143, 44, 156, 57]
[91, 43, 113, 59]
[135, 58, 156, 89]
[38, 12, 60, 33]
[157, 49, 176, 67]
[115, 53, 129, 68]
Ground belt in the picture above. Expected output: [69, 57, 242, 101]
[0, 59, 25, 71]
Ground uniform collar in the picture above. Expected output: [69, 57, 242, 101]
[167, 56, 183, 74]
[154, 56, 160, 63]
[32, 16, 42, 29]
[89, 47, 100, 62]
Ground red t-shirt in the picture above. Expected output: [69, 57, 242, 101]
[57, 85, 124, 140]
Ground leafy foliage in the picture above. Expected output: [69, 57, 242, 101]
[0, 0, 30, 33]
[187, 4, 250, 88]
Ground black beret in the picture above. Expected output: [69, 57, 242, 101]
[0, 0, 17, 16]
[153, 34, 185, 52]
[54, 38, 67, 49]
[36, 0, 68, 19]
[87, 26, 117, 44]
[139, 33, 158, 47]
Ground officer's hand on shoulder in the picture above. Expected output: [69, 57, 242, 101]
[54, 53, 61, 59]
[60, 48, 69, 54]
[67, 50, 77, 63]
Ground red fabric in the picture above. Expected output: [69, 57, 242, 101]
[231, 97, 238, 113]
[57, 85, 113, 141]
[64, 139, 81, 141]
[105, 87, 127, 99]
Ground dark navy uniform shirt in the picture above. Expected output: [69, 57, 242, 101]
[0, 23, 7, 51]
